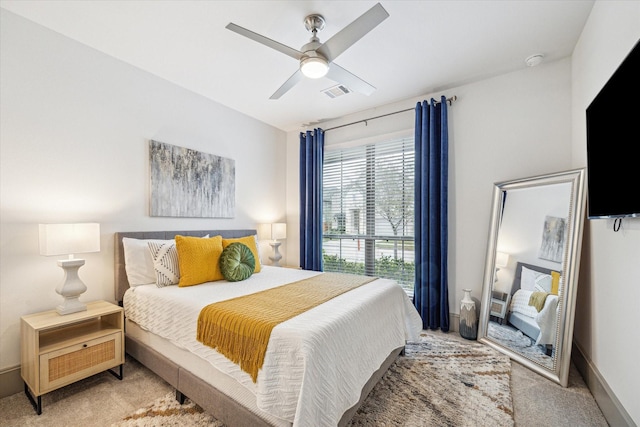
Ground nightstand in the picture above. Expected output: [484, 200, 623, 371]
[21, 300, 124, 414]
[490, 291, 511, 324]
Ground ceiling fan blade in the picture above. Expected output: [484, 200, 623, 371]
[270, 69, 304, 99]
[316, 3, 389, 62]
[226, 23, 303, 61]
[326, 63, 376, 96]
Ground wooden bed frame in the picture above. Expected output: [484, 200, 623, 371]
[114, 229, 403, 426]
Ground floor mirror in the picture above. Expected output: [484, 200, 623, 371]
[477, 168, 586, 387]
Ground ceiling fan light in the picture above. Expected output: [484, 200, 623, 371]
[300, 56, 329, 79]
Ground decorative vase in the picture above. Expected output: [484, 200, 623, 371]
[459, 289, 478, 340]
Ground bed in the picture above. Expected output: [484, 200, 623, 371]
[114, 229, 423, 427]
[507, 261, 561, 347]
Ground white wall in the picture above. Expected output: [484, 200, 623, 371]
[286, 56, 573, 319]
[571, 1, 640, 424]
[0, 11, 286, 370]
[495, 183, 571, 293]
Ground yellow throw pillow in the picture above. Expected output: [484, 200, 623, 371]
[222, 235, 261, 273]
[176, 235, 224, 287]
[551, 271, 561, 295]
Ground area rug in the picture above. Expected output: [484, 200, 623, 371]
[113, 392, 221, 427]
[113, 333, 514, 427]
[487, 321, 553, 369]
[348, 333, 513, 426]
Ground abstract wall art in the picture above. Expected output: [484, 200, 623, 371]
[149, 140, 235, 218]
[538, 215, 566, 263]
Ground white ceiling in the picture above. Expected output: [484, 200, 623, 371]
[1, 0, 595, 132]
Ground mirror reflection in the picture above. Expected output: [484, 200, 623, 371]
[478, 169, 586, 387]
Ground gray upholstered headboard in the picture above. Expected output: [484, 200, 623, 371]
[114, 229, 256, 303]
[509, 261, 559, 296]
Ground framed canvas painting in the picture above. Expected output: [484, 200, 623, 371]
[149, 140, 235, 218]
[538, 215, 566, 263]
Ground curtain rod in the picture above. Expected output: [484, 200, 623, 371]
[323, 95, 457, 132]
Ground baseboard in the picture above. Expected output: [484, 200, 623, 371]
[572, 342, 636, 427]
[0, 365, 22, 399]
[450, 313, 459, 332]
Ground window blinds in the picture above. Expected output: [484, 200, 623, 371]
[322, 137, 415, 294]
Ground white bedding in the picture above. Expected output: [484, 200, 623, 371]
[123, 266, 423, 426]
[510, 289, 558, 346]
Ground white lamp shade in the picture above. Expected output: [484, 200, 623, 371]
[39, 223, 100, 256]
[271, 223, 287, 240]
[257, 223, 272, 241]
[496, 251, 510, 268]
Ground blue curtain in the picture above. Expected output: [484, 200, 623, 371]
[299, 129, 324, 271]
[414, 97, 449, 331]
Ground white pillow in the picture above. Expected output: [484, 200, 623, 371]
[254, 234, 264, 264]
[520, 266, 548, 291]
[148, 240, 180, 287]
[122, 237, 172, 286]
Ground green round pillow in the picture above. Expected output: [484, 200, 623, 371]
[219, 242, 256, 282]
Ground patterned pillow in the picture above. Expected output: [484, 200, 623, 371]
[148, 241, 180, 287]
[521, 266, 549, 291]
[534, 273, 553, 293]
[123, 237, 172, 286]
[219, 243, 255, 282]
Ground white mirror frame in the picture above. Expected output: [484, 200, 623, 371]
[478, 168, 586, 387]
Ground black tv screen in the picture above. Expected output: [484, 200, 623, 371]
[586, 40, 640, 219]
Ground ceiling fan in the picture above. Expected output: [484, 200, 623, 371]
[226, 2, 389, 99]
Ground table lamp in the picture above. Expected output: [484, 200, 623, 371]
[269, 223, 287, 267]
[39, 223, 100, 315]
[495, 251, 510, 283]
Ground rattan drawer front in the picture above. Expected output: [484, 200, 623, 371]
[491, 301, 503, 314]
[39, 331, 123, 393]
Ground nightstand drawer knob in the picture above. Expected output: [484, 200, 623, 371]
[83, 344, 88, 348]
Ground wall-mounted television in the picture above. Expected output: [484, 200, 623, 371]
[586, 40, 639, 219]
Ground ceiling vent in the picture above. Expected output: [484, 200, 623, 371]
[323, 85, 351, 98]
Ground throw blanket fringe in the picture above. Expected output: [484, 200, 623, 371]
[197, 272, 376, 382]
[528, 291, 549, 312]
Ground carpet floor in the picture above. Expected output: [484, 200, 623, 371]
[0, 330, 608, 427]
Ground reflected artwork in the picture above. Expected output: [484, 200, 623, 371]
[538, 216, 567, 263]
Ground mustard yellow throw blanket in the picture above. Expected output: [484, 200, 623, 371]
[197, 272, 376, 382]
[528, 291, 550, 312]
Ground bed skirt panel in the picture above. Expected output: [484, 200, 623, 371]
[125, 334, 179, 388]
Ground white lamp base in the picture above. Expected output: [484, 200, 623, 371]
[55, 259, 88, 315]
[269, 241, 283, 267]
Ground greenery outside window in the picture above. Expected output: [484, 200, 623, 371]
[322, 137, 414, 296]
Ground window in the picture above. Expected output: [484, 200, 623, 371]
[322, 137, 415, 295]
